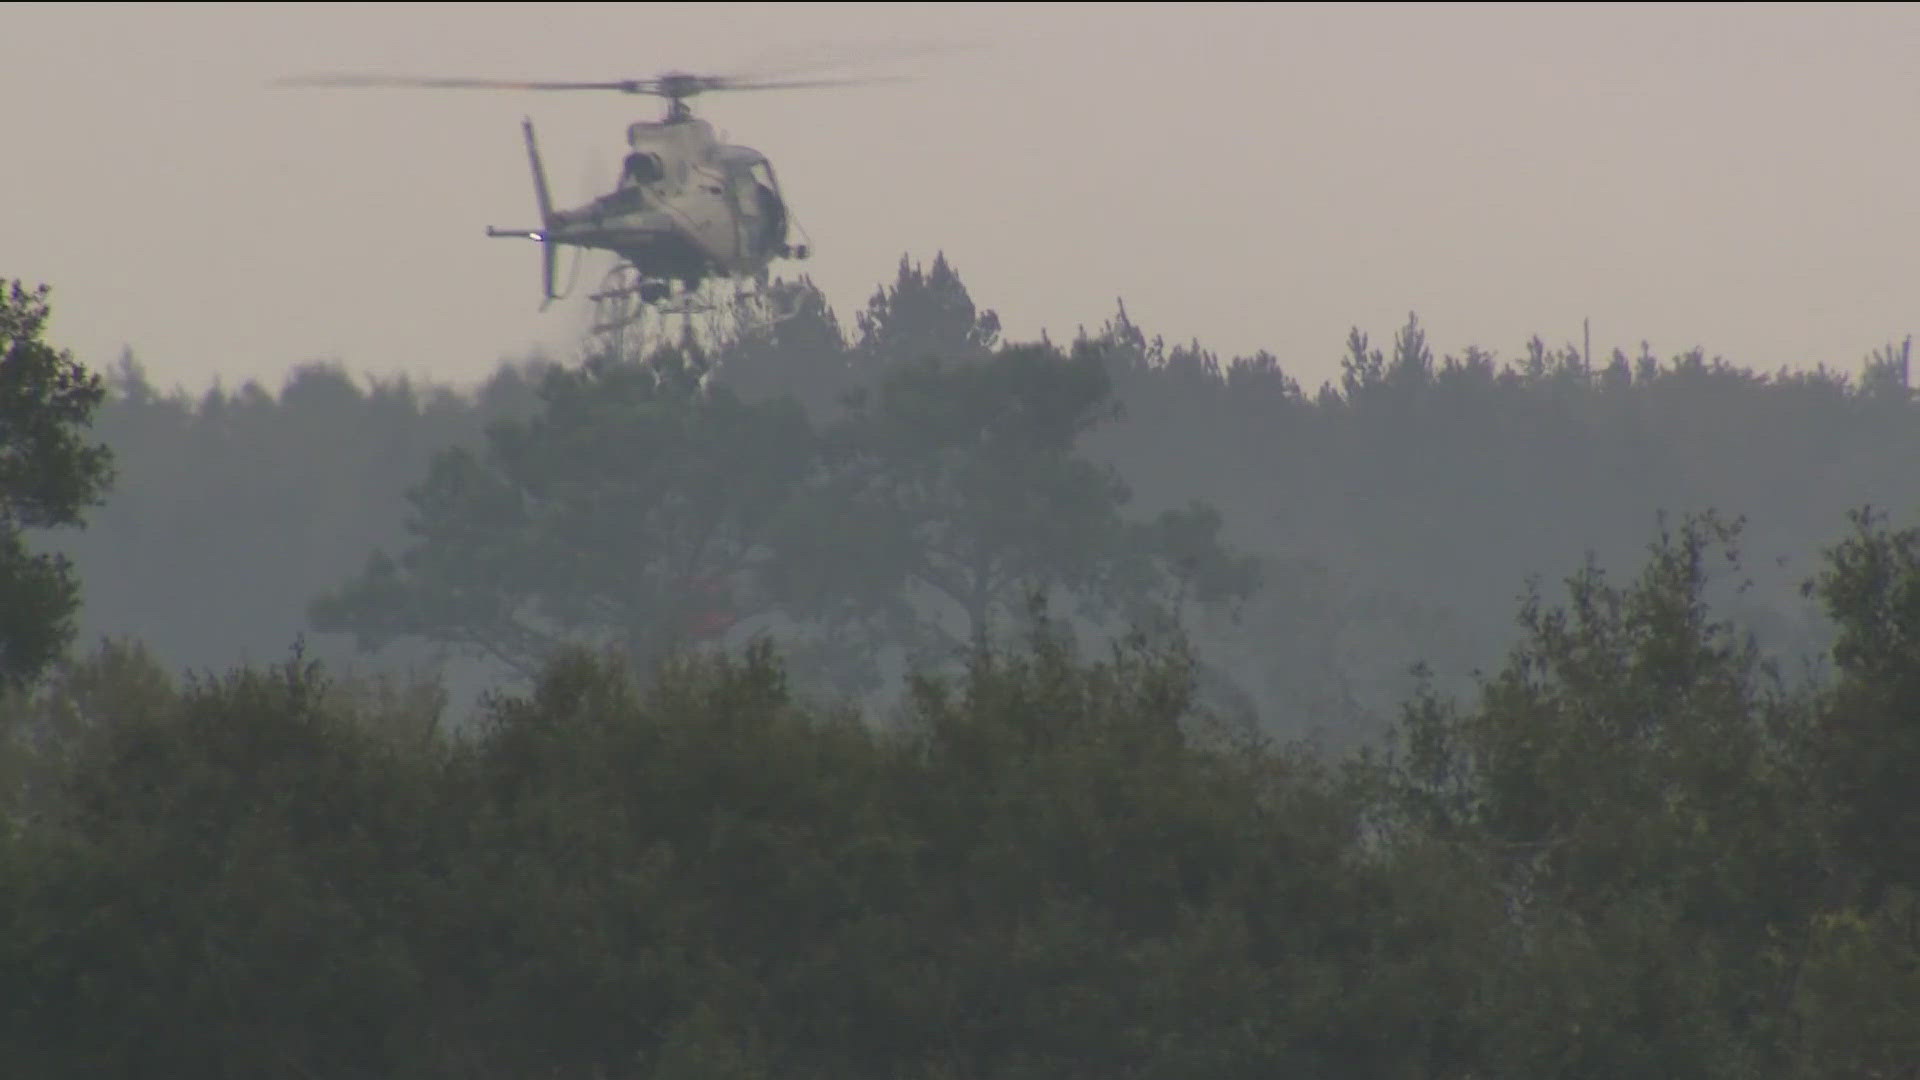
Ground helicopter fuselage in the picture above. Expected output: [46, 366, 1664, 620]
[492, 115, 800, 297]
[276, 62, 888, 312]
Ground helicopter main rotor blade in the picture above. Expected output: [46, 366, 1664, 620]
[271, 71, 917, 97]
[705, 74, 916, 92]
[270, 73, 665, 94]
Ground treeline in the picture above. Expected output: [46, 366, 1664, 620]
[5, 259, 1919, 1075]
[3, 510, 1917, 1077]
[37, 255, 1920, 742]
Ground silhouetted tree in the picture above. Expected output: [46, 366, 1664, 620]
[708, 276, 863, 422]
[310, 354, 817, 680]
[1803, 505, 1920, 903]
[1373, 512, 1828, 1075]
[0, 280, 114, 690]
[853, 252, 1002, 373]
[783, 339, 1259, 672]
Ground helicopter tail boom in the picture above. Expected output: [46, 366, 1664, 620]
[484, 117, 561, 306]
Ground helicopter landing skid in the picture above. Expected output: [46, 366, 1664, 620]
[584, 262, 801, 367]
[733, 283, 806, 330]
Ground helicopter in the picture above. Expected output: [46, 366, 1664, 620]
[274, 63, 912, 355]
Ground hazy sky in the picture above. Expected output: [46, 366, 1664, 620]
[3, 2, 1915, 396]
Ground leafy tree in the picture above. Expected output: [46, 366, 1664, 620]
[1372, 511, 1827, 1076]
[1789, 893, 1920, 1080]
[22, 506, 1920, 1076]
[853, 253, 1002, 372]
[0, 644, 453, 1079]
[709, 276, 863, 422]
[310, 349, 817, 681]
[1803, 505, 1920, 903]
[0, 281, 114, 691]
[44, 352, 542, 697]
[1784, 508, 1920, 1080]
[1854, 335, 1912, 407]
[30, 255, 1920, 747]
[784, 339, 1260, 673]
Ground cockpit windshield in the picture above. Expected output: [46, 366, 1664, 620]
[748, 161, 779, 198]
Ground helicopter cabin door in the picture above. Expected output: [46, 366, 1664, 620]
[720, 152, 786, 267]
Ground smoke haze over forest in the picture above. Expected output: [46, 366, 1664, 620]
[31, 255, 1918, 746]
[6, 254, 1920, 1076]
[6, 4, 1920, 1075]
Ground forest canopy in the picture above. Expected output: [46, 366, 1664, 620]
[3, 256, 1916, 1077]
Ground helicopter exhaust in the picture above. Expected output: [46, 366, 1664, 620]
[485, 117, 561, 307]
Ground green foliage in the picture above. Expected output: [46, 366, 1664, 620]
[0, 636, 175, 829]
[0, 281, 114, 690]
[0, 605, 1424, 1078]
[38, 351, 538, 699]
[1791, 891, 1920, 1079]
[316, 290, 1259, 704]
[311, 355, 818, 679]
[1371, 512, 1832, 1076]
[1777, 505, 1920, 1075]
[854, 252, 1002, 370]
[1134, 499, 1265, 622]
[14, 503, 1920, 1075]
[1, 642, 449, 1078]
[40, 254, 1920, 742]
[711, 277, 861, 421]
[18, 250, 1920, 1073]
[1803, 506, 1920, 902]
[779, 338, 1261, 683]
[0, 537, 79, 693]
